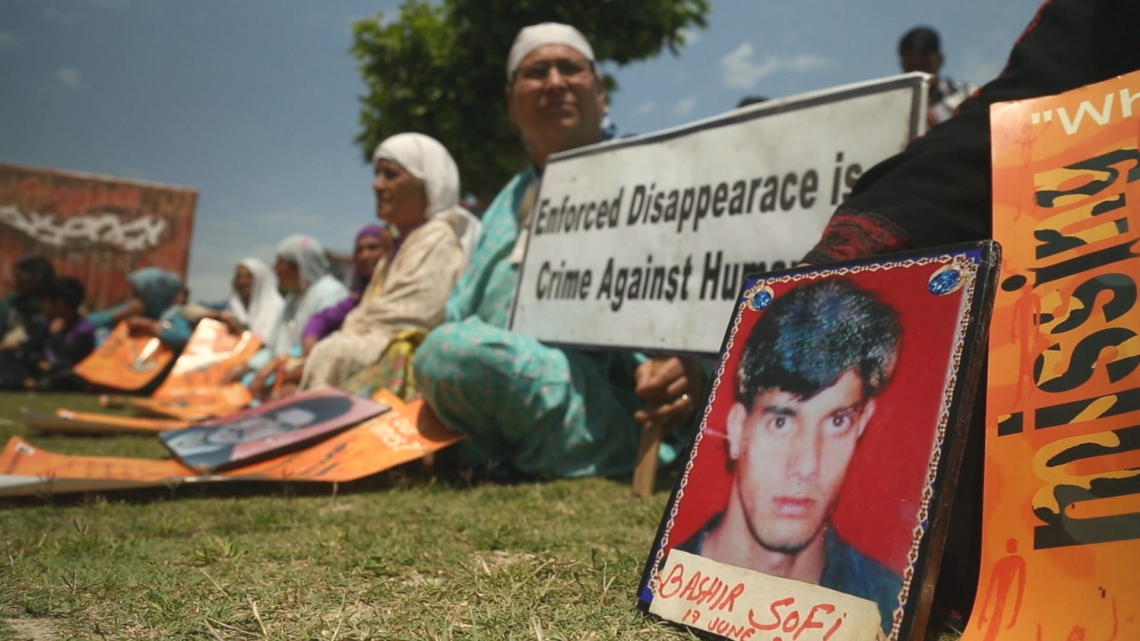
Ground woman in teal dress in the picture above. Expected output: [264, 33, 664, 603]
[414, 24, 702, 478]
[86, 267, 192, 349]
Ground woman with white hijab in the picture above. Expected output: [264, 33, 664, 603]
[238, 234, 348, 397]
[300, 133, 469, 389]
[224, 258, 284, 342]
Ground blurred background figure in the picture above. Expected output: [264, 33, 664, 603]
[300, 133, 468, 392]
[899, 26, 974, 127]
[0, 276, 97, 392]
[0, 255, 55, 351]
[86, 267, 193, 350]
[222, 258, 285, 342]
[300, 223, 392, 353]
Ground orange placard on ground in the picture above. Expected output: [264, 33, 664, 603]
[965, 71, 1140, 640]
[73, 322, 175, 392]
[133, 318, 260, 419]
[232, 393, 463, 482]
[21, 408, 189, 435]
[153, 319, 260, 399]
[0, 390, 466, 497]
[116, 385, 253, 422]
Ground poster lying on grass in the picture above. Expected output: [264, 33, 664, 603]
[73, 322, 175, 392]
[0, 391, 465, 497]
[160, 386, 387, 472]
[510, 73, 927, 354]
[639, 242, 998, 640]
[958, 69, 1140, 641]
[144, 318, 260, 419]
[21, 408, 189, 435]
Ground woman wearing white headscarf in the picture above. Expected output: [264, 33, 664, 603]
[224, 258, 284, 342]
[300, 133, 469, 390]
[269, 234, 348, 358]
[237, 234, 348, 397]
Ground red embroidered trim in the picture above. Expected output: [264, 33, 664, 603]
[803, 211, 915, 264]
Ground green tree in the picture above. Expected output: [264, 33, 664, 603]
[351, 0, 708, 200]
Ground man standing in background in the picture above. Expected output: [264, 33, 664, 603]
[899, 26, 974, 127]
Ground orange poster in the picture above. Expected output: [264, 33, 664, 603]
[73, 318, 257, 409]
[0, 391, 465, 497]
[0, 162, 196, 310]
[143, 318, 259, 419]
[73, 322, 175, 391]
[968, 71, 1140, 640]
[22, 408, 189, 435]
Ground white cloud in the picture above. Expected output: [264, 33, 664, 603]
[678, 27, 701, 46]
[719, 43, 830, 90]
[0, 31, 17, 50]
[634, 100, 656, 116]
[675, 72, 690, 83]
[56, 67, 81, 87]
[674, 97, 697, 116]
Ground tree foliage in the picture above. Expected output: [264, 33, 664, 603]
[351, 0, 709, 199]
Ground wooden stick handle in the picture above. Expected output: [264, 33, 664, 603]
[632, 420, 664, 498]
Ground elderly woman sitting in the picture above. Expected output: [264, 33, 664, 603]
[299, 133, 470, 390]
[222, 258, 284, 343]
[300, 223, 392, 352]
[242, 235, 349, 397]
[412, 24, 702, 479]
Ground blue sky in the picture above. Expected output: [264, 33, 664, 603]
[0, 0, 1043, 301]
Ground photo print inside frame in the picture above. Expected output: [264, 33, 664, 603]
[638, 241, 999, 641]
[160, 386, 389, 473]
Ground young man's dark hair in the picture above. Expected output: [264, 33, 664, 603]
[47, 277, 86, 311]
[898, 26, 941, 56]
[736, 278, 901, 407]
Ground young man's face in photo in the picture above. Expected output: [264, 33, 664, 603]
[208, 416, 279, 444]
[726, 368, 875, 554]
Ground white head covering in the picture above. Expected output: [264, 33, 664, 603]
[507, 23, 595, 80]
[372, 133, 460, 217]
[275, 234, 331, 291]
[226, 258, 284, 342]
[371, 133, 481, 266]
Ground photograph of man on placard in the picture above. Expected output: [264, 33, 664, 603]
[160, 388, 387, 472]
[675, 278, 904, 631]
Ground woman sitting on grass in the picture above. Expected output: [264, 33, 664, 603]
[299, 133, 469, 394]
[86, 267, 192, 350]
[300, 222, 392, 353]
[237, 235, 349, 399]
[221, 258, 285, 343]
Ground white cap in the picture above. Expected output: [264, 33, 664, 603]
[507, 23, 595, 80]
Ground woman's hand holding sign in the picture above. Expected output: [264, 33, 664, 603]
[634, 355, 703, 431]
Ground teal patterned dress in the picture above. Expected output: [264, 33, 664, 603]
[415, 168, 685, 478]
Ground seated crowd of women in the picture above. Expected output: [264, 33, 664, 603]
[1, 24, 730, 481]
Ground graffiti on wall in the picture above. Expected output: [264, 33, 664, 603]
[0, 163, 197, 311]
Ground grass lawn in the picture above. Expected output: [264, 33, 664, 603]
[0, 392, 963, 640]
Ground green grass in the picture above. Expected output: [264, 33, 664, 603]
[0, 392, 963, 640]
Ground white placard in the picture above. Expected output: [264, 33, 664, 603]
[648, 549, 884, 641]
[509, 73, 927, 354]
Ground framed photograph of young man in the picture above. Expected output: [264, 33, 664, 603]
[639, 241, 998, 641]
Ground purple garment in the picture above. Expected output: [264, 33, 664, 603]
[304, 222, 388, 342]
[43, 318, 96, 368]
[351, 224, 388, 295]
[301, 295, 357, 342]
